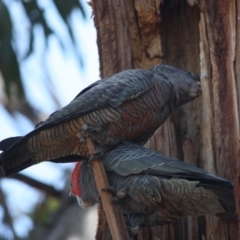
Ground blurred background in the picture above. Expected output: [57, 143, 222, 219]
[0, 0, 99, 239]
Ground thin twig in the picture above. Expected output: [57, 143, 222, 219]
[86, 138, 130, 240]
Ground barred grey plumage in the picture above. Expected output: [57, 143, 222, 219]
[70, 142, 235, 235]
[0, 64, 201, 175]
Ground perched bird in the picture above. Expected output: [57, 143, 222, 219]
[0, 64, 201, 175]
[70, 142, 235, 235]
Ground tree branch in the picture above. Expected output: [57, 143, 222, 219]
[86, 138, 130, 240]
[6, 173, 62, 199]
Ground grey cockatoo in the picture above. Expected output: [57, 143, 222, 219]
[0, 65, 201, 175]
[70, 142, 235, 235]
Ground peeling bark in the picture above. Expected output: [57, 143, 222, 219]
[91, 0, 240, 239]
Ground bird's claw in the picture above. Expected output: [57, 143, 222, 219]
[101, 186, 116, 195]
[77, 124, 101, 142]
[76, 132, 87, 142]
[82, 124, 100, 133]
[88, 150, 104, 162]
[102, 187, 122, 204]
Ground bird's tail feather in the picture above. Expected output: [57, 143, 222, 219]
[199, 183, 236, 217]
[0, 137, 22, 151]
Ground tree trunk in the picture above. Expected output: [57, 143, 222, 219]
[91, 0, 240, 239]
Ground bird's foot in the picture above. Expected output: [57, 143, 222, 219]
[76, 132, 86, 142]
[78, 124, 101, 142]
[101, 187, 123, 204]
[82, 124, 100, 133]
[102, 185, 127, 199]
[88, 149, 104, 162]
[101, 186, 116, 195]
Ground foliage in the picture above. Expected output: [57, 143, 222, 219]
[0, 0, 87, 239]
[0, 0, 86, 114]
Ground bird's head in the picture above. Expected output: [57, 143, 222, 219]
[151, 64, 202, 106]
[70, 161, 98, 208]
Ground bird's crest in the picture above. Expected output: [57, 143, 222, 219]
[70, 162, 82, 196]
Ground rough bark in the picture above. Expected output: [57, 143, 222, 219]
[91, 0, 240, 239]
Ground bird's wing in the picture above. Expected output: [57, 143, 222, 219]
[103, 142, 232, 187]
[0, 69, 155, 155]
[105, 142, 235, 216]
[35, 69, 154, 130]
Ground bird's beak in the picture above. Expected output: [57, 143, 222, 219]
[76, 196, 94, 209]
